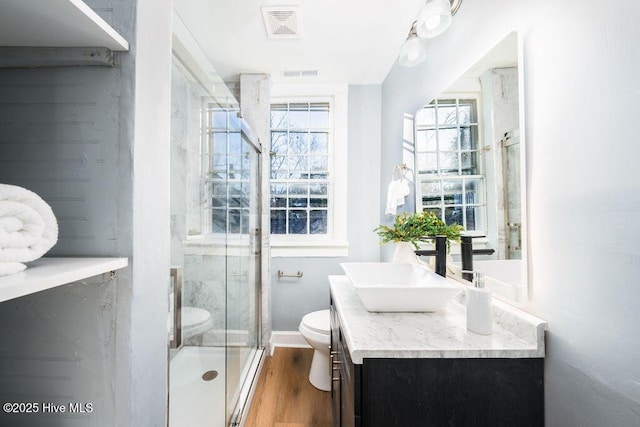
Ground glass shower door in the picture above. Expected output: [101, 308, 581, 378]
[225, 133, 261, 424]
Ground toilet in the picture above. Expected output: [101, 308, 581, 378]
[182, 307, 214, 340]
[299, 309, 331, 391]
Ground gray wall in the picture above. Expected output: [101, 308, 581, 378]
[271, 85, 382, 331]
[0, 0, 172, 425]
[381, 0, 640, 425]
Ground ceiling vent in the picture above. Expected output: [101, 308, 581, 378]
[283, 70, 318, 78]
[262, 6, 300, 39]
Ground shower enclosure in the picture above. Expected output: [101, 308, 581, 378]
[168, 20, 263, 427]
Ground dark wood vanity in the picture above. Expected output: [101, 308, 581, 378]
[329, 276, 546, 427]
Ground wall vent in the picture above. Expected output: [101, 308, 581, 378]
[283, 69, 318, 78]
[262, 6, 300, 39]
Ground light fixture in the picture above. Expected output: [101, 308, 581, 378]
[415, 0, 462, 39]
[398, 21, 427, 67]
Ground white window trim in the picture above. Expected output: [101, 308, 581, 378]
[270, 82, 349, 257]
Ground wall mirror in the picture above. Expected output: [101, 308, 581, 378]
[413, 31, 528, 303]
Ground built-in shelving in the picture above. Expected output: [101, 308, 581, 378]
[0, 0, 129, 67]
[0, 257, 128, 303]
[0, 0, 129, 51]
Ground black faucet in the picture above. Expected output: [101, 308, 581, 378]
[460, 235, 495, 282]
[414, 235, 447, 277]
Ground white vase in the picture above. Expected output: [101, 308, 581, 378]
[391, 241, 420, 264]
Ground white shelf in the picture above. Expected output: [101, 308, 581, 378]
[0, 257, 129, 303]
[0, 0, 129, 51]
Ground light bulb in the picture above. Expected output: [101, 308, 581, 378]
[424, 15, 441, 30]
[416, 0, 453, 39]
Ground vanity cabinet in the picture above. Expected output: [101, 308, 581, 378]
[330, 298, 544, 427]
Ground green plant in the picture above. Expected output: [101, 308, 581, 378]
[374, 211, 463, 249]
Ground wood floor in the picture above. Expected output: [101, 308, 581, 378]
[244, 347, 332, 427]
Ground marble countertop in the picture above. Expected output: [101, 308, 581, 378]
[330, 275, 546, 364]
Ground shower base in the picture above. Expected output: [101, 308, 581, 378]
[169, 346, 226, 427]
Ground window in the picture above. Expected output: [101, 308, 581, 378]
[268, 83, 348, 257]
[415, 97, 486, 234]
[270, 102, 330, 236]
[203, 105, 252, 235]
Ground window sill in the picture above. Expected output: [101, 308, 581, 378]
[270, 239, 349, 258]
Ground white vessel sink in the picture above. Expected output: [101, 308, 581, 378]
[340, 262, 462, 312]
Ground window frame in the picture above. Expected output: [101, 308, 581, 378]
[269, 83, 349, 257]
[414, 94, 488, 237]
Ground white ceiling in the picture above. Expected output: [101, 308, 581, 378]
[174, 0, 425, 85]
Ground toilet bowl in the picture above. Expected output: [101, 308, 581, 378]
[299, 309, 331, 391]
[182, 307, 214, 340]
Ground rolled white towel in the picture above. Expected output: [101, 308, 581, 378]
[0, 184, 58, 276]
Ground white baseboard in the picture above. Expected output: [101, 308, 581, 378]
[269, 331, 310, 355]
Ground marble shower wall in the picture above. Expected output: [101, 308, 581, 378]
[481, 67, 520, 260]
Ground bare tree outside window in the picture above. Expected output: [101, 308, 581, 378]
[270, 102, 331, 235]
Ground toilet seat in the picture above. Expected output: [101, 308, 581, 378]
[301, 310, 329, 335]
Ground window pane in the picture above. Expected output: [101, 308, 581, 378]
[228, 156, 242, 176]
[309, 103, 330, 128]
[309, 133, 328, 154]
[416, 129, 437, 152]
[212, 110, 227, 129]
[460, 126, 477, 150]
[271, 171, 288, 180]
[288, 210, 307, 234]
[421, 181, 441, 206]
[271, 132, 288, 154]
[270, 210, 286, 234]
[465, 179, 484, 204]
[289, 132, 308, 154]
[310, 210, 328, 234]
[437, 102, 457, 125]
[418, 153, 438, 173]
[442, 180, 463, 204]
[211, 209, 226, 233]
[213, 133, 227, 154]
[458, 101, 477, 124]
[310, 183, 328, 195]
[229, 132, 241, 154]
[438, 152, 459, 174]
[211, 197, 226, 208]
[445, 206, 463, 226]
[415, 107, 436, 126]
[465, 206, 481, 231]
[309, 155, 328, 171]
[270, 196, 286, 208]
[289, 103, 309, 128]
[288, 183, 308, 195]
[241, 210, 249, 234]
[439, 128, 459, 151]
[229, 209, 242, 233]
[288, 156, 308, 176]
[288, 198, 308, 208]
[271, 104, 288, 129]
[310, 197, 328, 208]
[270, 155, 287, 172]
[461, 152, 479, 175]
[212, 183, 226, 196]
